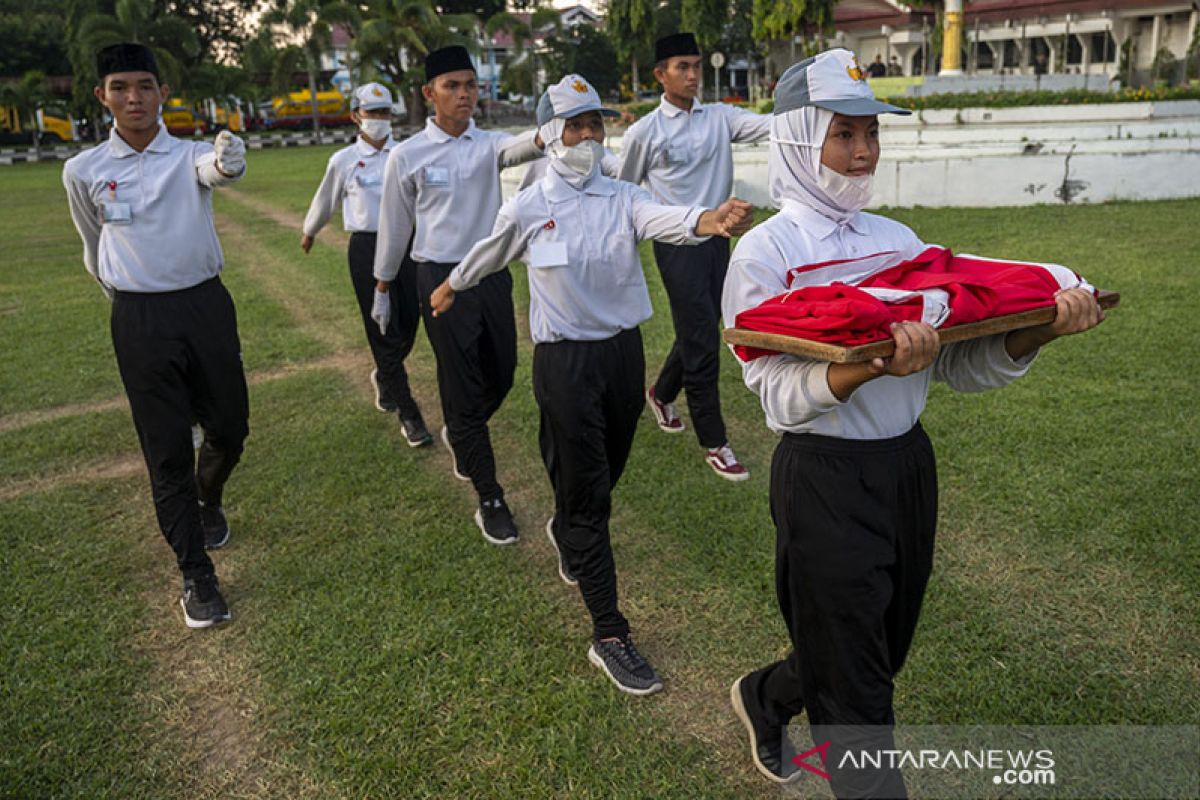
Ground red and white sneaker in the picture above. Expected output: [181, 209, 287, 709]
[646, 387, 685, 434]
[706, 444, 749, 482]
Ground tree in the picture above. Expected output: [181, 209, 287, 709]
[1, 70, 50, 160]
[0, 1, 73, 76]
[74, 0, 201, 89]
[545, 25, 620, 98]
[751, 0, 835, 75]
[165, 0, 258, 64]
[607, 0, 656, 97]
[486, 6, 561, 101]
[349, 0, 480, 124]
[263, 0, 336, 142]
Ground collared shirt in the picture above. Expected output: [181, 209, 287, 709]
[373, 118, 542, 280]
[302, 135, 395, 235]
[62, 124, 240, 293]
[448, 169, 707, 344]
[721, 203, 1036, 440]
[618, 95, 770, 209]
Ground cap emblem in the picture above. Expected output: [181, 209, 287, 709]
[572, 79, 588, 93]
[846, 57, 866, 82]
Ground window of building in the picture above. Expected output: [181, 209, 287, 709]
[1090, 31, 1117, 63]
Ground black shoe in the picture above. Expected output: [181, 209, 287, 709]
[588, 635, 663, 696]
[400, 415, 433, 447]
[370, 369, 398, 413]
[199, 501, 230, 550]
[545, 516, 577, 586]
[474, 498, 518, 545]
[180, 575, 232, 629]
[731, 674, 799, 784]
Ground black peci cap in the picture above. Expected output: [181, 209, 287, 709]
[96, 42, 160, 81]
[424, 46, 475, 83]
[655, 33, 700, 64]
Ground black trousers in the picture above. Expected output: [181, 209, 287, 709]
[110, 277, 250, 581]
[533, 328, 644, 640]
[651, 237, 730, 449]
[415, 261, 516, 503]
[742, 425, 937, 799]
[349, 232, 421, 419]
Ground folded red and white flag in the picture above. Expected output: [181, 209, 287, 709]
[733, 246, 1093, 361]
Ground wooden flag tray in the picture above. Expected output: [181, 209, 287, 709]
[722, 290, 1120, 364]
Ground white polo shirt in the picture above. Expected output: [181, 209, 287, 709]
[618, 96, 770, 209]
[372, 118, 542, 280]
[302, 135, 395, 235]
[448, 168, 707, 344]
[62, 124, 240, 294]
[721, 203, 1036, 440]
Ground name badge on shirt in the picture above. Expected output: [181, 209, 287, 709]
[101, 202, 132, 225]
[356, 173, 380, 187]
[666, 145, 689, 166]
[423, 166, 450, 186]
[529, 241, 568, 270]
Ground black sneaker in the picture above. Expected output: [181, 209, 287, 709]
[199, 501, 230, 550]
[587, 635, 663, 696]
[730, 674, 799, 784]
[180, 575, 232, 629]
[400, 415, 433, 447]
[545, 516, 577, 586]
[370, 369, 398, 413]
[475, 498, 518, 545]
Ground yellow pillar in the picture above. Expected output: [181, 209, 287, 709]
[940, 0, 964, 76]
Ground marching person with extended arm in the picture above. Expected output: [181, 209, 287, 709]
[300, 83, 432, 447]
[618, 32, 771, 481]
[370, 46, 544, 545]
[429, 75, 755, 696]
[62, 43, 251, 629]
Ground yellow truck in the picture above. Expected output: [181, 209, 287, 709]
[161, 98, 209, 137]
[1, 105, 75, 144]
[268, 89, 351, 129]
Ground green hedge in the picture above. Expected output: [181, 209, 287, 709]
[751, 83, 1200, 115]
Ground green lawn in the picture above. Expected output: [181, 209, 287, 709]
[1, 152, 1196, 799]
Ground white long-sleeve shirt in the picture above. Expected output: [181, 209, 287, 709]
[448, 169, 707, 344]
[721, 203, 1037, 440]
[62, 124, 241, 294]
[372, 118, 542, 280]
[302, 135, 395, 235]
[618, 96, 770, 209]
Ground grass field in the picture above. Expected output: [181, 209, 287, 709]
[1, 145, 1197, 799]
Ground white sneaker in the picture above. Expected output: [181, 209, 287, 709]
[441, 426, 470, 482]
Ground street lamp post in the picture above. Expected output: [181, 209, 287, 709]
[940, 0, 964, 76]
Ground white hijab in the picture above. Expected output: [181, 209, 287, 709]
[537, 116, 599, 189]
[769, 106, 870, 226]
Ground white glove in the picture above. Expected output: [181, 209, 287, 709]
[214, 130, 245, 176]
[371, 287, 391, 335]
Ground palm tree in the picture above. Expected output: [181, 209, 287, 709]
[347, 0, 480, 124]
[75, 0, 201, 89]
[486, 6, 561, 102]
[1, 71, 50, 161]
[263, 0, 335, 143]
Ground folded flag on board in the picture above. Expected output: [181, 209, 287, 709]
[732, 246, 1094, 362]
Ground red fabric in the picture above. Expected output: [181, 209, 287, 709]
[733, 246, 1080, 362]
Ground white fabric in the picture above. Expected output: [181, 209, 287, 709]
[359, 118, 392, 141]
[213, 130, 245, 176]
[518, 147, 620, 191]
[768, 105, 868, 223]
[544, 74, 612, 120]
[302, 135, 395, 235]
[370, 287, 390, 334]
[352, 82, 392, 111]
[617, 96, 770, 209]
[62, 124, 240, 294]
[722, 203, 1038, 440]
[805, 48, 877, 106]
[372, 118, 542, 280]
[448, 169, 707, 344]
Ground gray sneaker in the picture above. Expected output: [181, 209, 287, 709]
[441, 426, 469, 482]
[545, 516, 577, 586]
[588, 635, 663, 696]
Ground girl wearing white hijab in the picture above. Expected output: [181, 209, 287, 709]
[722, 50, 1104, 792]
[428, 74, 755, 697]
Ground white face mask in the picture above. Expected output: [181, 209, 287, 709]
[360, 118, 392, 141]
[553, 138, 603, 178]
[817, 165, 874, 213]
